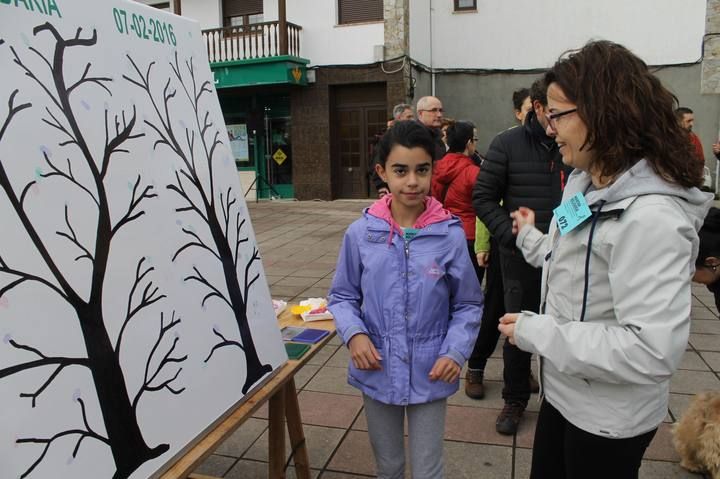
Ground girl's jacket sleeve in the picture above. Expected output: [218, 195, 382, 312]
[440, 229, 484, 366]
[328, 224, 367, 344]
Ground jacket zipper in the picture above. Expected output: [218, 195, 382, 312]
[404, 238, 410, 322]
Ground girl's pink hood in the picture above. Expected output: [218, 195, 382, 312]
[367, 194, 451, 243]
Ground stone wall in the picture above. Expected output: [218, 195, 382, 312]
[384, 0, 409, 60]
[290, 66, 405, 200]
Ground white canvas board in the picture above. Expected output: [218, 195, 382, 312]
[0, 1, 288, 478]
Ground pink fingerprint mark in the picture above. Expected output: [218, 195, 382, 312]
[0, 297, 9, 308]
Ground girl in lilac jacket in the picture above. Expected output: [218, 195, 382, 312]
[328, 121, 483, 478]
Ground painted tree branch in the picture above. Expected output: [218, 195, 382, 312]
[115, 257, 167, 357]
[184, 266, 231, 309]
[101, 106, 145, 180]
[0, 255, 67, 301]
[172, 227, 221, 262]
[167, 170, 208, 223]
[55, 204, 94, 263]
[233, 215, 248, 268]
[41, 105, 77, 147]
[124, 56, 206, 197]
[16, 398, 109, 479]
[170, 53, 219, 201]
[132, 311, 187, 413]
[111, 174, 158, 238]
[204, 328, 244, 363]
[11, 45, 62, 112]
[40, 151, 99, 206]
[219, 187, 236, 239]
[0, 90, 31, 143]
[67, 61, 112, 96]
[0, 338, 89, 407]
[243, 248, 261, 313]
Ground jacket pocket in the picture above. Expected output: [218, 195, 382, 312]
[409, 335, 456, 400]
[348, 339, 388, 394]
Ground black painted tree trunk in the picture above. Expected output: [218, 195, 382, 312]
[0, 23, 169, 478]
[205, 199, 272, 393]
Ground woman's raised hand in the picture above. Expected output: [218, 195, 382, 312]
[510, 207, 536, 235]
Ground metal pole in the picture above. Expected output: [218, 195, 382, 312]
[265, 107, 274, 196]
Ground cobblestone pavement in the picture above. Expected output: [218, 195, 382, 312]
[193, 199, 714, 479]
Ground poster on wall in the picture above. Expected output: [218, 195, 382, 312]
[0, 1, 287, 478]
[227, 124, 249, 164]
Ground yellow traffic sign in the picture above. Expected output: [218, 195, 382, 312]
[272, 148, 287, 165]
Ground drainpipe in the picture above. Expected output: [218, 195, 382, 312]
[429, 0, 435, 95]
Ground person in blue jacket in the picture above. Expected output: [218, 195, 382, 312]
[328, 120, 483, 478]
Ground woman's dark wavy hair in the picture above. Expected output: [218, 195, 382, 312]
[446, 121, 475, 153]
[543, 40, 702, 188]
[376, 120, 435, 167]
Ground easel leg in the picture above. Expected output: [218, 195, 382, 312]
[268, 386, 286, 478]
[284, 378, 310, 479]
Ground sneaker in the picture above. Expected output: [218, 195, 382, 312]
[465, 369, 485, 399]
[496, 401, 525, 435]
[529, 372, 540, 394]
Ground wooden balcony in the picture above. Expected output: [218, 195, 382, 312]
[202, 21, 302, 63]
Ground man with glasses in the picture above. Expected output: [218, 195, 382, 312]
[416, 96, 447, 161]
[472, 78, 572, 435]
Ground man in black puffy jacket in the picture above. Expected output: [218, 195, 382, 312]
[472, 78, 571, 435]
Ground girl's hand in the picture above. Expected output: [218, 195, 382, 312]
[476, 251, 490, 268]
[498, 313, 519, 345]
[348, 334, 383, 370]
[429, 357, 461, 383]
[510, 207, 535, 235]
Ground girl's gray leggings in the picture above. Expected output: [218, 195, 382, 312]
[362, 394, 446, 479]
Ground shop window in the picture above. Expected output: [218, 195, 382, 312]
[223, 0, 264, 27]
[454, 0, 477, 12]
[338, 0, 383, 25]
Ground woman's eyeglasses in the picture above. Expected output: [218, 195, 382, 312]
[545, 108, 577, 130]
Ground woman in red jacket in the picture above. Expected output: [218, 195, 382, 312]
[432, 121, 484, 284]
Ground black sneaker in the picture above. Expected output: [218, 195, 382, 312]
[496, 401, 525, 435]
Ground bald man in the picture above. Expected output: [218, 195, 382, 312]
[416, 96, 447, 161]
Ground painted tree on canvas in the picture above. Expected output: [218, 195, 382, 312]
[0, 23, 185, 478]
[125, 52, 272, 394]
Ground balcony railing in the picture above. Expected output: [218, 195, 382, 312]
[202, 21, 302, 63]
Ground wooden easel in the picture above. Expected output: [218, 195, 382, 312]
[160, 311, 336, 479]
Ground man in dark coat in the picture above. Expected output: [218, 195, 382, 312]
[472, 78, 572, 435]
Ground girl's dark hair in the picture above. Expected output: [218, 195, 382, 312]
[698, 208, 720, 265]
[543, 40, 703, 188]
[446, 121, 475, 153]
[376, 120, 435, 166]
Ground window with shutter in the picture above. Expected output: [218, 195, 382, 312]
[148, 2, 170, 10]
[338, 0, 383, 25]
[223, 0, 264, 26]
[454, 0, 477, 11]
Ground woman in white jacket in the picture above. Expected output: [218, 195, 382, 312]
[499, 41, 713, 479]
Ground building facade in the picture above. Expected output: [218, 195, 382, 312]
[138, 0, 717, 198]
